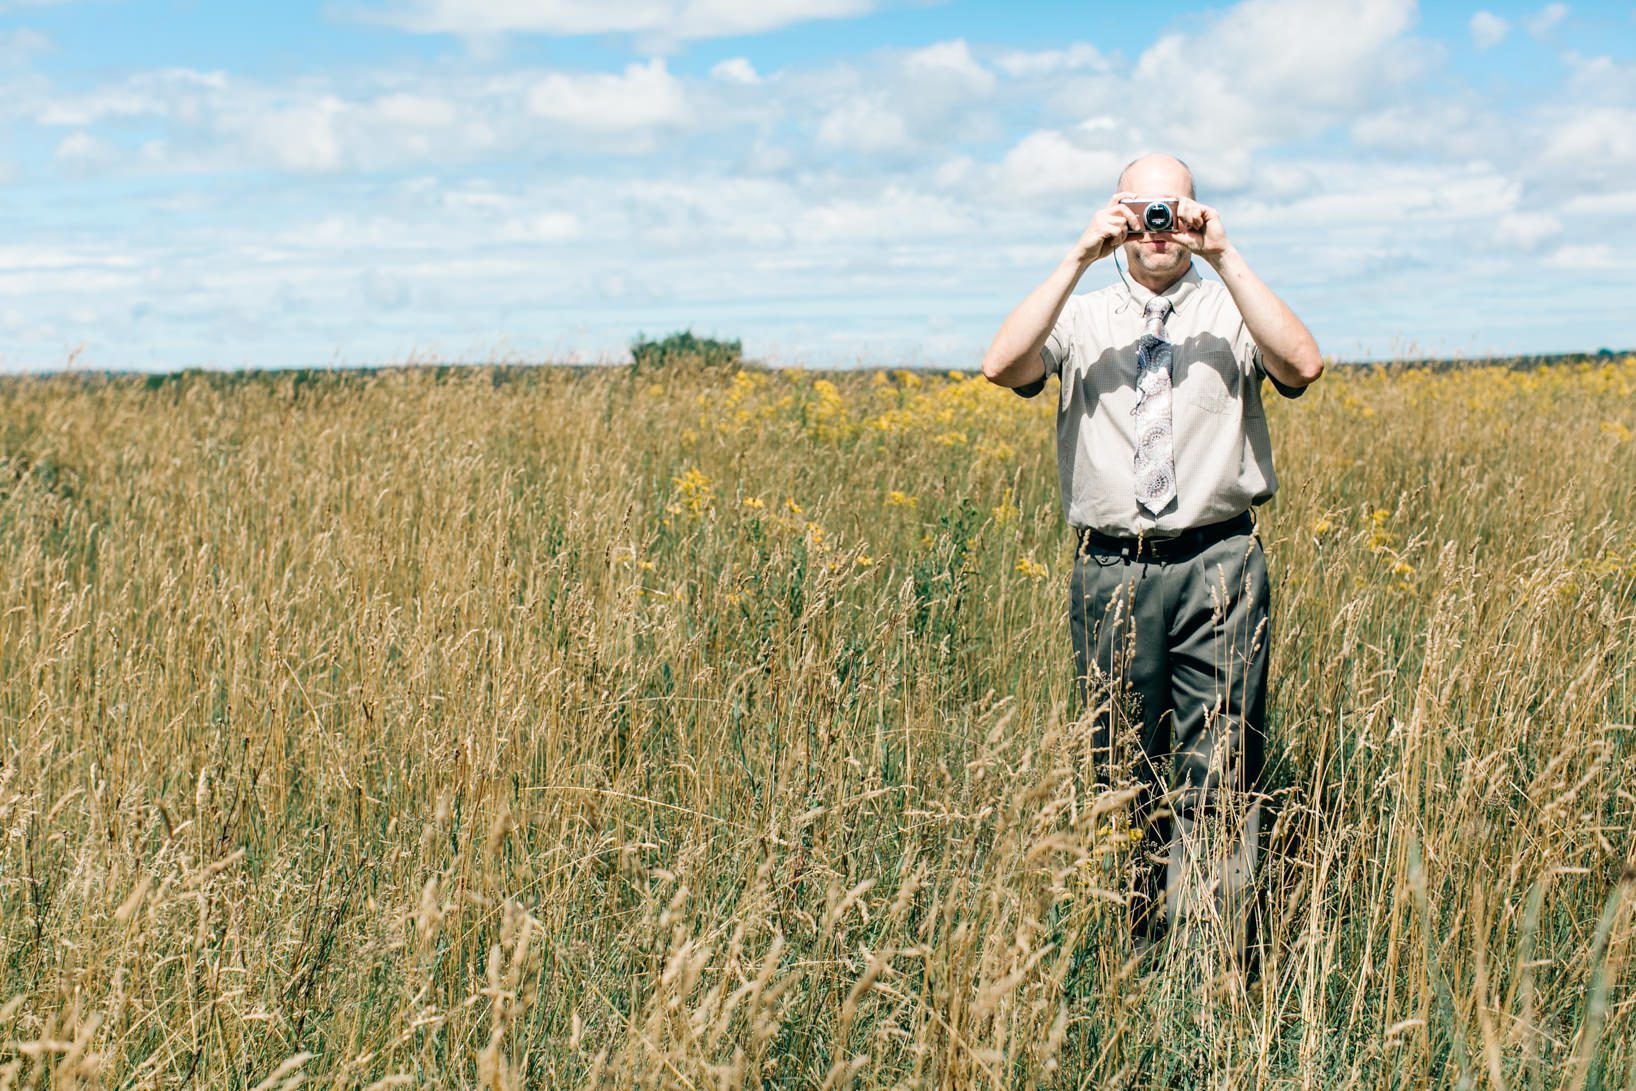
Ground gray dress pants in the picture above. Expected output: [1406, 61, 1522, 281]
[1070, 524, 1269, 948]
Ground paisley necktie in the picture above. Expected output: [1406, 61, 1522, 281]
[1133, 296, 1176, 515]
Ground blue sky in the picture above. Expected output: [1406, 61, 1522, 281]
[1, 0, 1633, 371]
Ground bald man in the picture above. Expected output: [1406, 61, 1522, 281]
[981, 154, 1322, 954]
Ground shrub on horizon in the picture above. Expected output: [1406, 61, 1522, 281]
[630, 330, 742, 373]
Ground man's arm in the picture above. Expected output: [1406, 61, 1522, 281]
[981, 195, 1141, 388]
[1172, 200, 1324, 390]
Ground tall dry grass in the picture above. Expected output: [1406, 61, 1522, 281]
[0, 358, 1632, 1088]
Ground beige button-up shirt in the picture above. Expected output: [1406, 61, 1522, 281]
[1016, 263, 1299, 537]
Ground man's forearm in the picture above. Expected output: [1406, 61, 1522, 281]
[981, 255, 1088, 388]
[1205, 247, 1324, 388]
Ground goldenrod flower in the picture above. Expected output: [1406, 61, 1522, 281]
[671, 467, 715, 515]
[1015, 557, 1047, 580]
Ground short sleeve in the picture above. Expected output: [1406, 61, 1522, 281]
[1012, 311, 1070, 400]
[1237, 319, 1304, 400]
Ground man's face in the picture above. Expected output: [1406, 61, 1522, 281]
[1119, 159, 1195, 282]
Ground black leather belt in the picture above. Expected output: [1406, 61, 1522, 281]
[1076, 511, 1255, 562]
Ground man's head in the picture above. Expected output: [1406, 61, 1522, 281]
[1117, 153, 1195, 286]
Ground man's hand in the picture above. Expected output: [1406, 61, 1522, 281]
[1168, 198, 1231, 262]
[1069, 192, 1142, 267]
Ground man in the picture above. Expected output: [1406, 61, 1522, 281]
[980, 153, 1322, 951]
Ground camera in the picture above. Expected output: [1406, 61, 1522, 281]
[1120, 197, 1177, 234]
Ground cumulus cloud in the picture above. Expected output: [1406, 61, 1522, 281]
[34, 68, 228, 126]
[1468, 11, 1508, 50]
[55, 130, 117, 171]
[709, 57, 760, 84]
[246, 97, 345, 172]
[1527, 2, 1568, 38]
[995, 129, 1125, 198]
[994, 42, 1106, 78]
[1544, 242, 1618, 269]
[11, 0, 1636, 369]
[527, 58, 690, 131]
[351, 0, 876, 40]
[1133, 0, 1429, 158]
[502, 211, 582, 242]
[816, 97, 909, 152]
[1349, 100, 1502, 159]
[1537, 106, 1636, 177]
[903, 39, 995, 97]
[372, 92, 459, 127]
[0, 27, 51, 62]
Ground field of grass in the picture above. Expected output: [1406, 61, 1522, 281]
[1, 356, 1633, 1089]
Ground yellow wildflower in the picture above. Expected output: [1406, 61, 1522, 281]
[992, 489, 1020, 527]
[885, 490, 918, 509]
[671, 467, 715, 515]
[1015, 557, 1048, 580]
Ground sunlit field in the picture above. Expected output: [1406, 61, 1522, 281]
[2, 356, 1633, 1089]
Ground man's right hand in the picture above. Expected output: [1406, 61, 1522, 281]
[1070, 192, 1141, 267]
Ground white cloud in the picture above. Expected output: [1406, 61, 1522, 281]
[527, 59, 690, 131]
[1235, 162, 1520, 229]
[816, 97, 908, 152]
[794, 187, 972, 242]
[55, 131, 116, 171]
[1544, 242, 1618, 269]
[1537, 106, 1636, 175]
[1527, 2, 1568, 38]
[248, 96, 345, 172]
[1349, 100, 1500, 158]
[1468, 11, 1508, 50]
[353, 0, 876, 39]
[1133, 0, 1427, 156]
[995, 42, 1106, 78]
[10, 0, 1635, 370]
[1495, 210, 1563, 251]
[903, 39, 994, 96]
[710, 57, 760, 84]
[1568, 54, 1636, 100]
[34, 68, 228, 126]
[372, 92, 459, 127]
[0, 245, 138, 271]
[995, 129, 1124, 198]
[0, 27, 50, 62]
[502, 211, 582, 241]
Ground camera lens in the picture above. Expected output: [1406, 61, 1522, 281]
[1143, 202, 1174, 232]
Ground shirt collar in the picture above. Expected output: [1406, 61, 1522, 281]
[1121, 262, 1202, 315]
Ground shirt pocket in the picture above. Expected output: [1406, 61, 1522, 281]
[1182, 349, 1240, 415]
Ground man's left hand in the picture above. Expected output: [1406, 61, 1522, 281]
[1169, 198, 1231, 263]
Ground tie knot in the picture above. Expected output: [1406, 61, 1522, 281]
[1143, 296, 1173, 321]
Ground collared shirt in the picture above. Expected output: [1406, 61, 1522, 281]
[1015, 263, 1300, 537]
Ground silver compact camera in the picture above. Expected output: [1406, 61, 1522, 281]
[1120, 196, 1177, 234]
